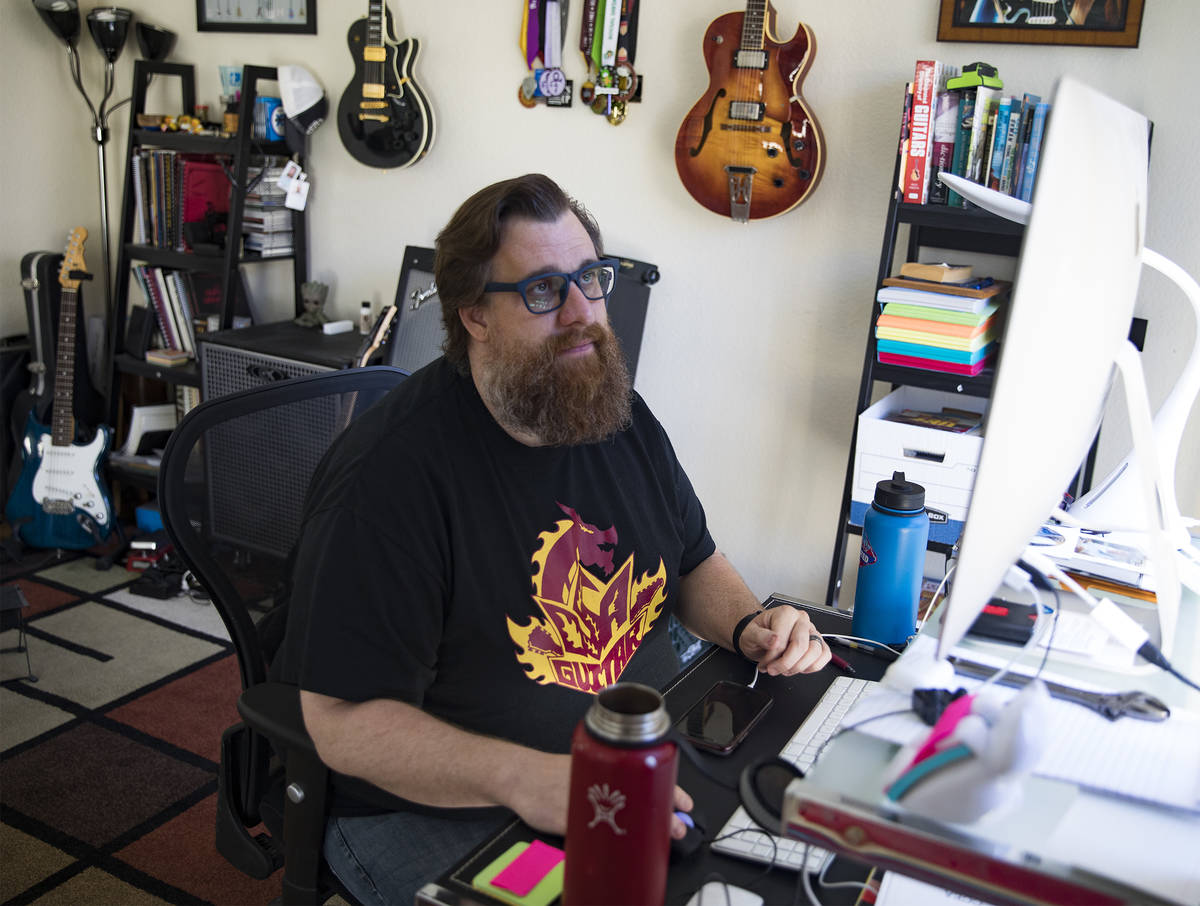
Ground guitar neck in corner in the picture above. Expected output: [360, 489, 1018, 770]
[51, 286, 79, 446]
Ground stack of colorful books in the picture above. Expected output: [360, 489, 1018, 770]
[874, 276, 1008, 376]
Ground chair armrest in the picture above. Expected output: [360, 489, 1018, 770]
[238, 681, 319, 758]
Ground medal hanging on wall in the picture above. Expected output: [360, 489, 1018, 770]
[519, 0, 573, 108]
[579, 0, 640, 125]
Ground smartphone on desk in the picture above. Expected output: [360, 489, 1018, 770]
[675, 680, 773, 756]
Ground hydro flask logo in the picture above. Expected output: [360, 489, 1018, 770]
[859, 539, 878, 567]
[586, 783, 627, 835]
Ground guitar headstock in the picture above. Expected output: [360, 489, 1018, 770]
[58, 228, 89, 291]
[355, 304, 400, 367]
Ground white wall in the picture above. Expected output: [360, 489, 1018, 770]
[3, 0, 1197, 605]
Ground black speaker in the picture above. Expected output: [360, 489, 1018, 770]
[197, 322, 370, 558]
[386, 246, 445, 373]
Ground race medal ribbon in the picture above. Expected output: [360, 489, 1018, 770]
[519, 0, 572, 107]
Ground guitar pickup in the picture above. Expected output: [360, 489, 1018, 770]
[727, 100, 764, 123]
[734, 50, 767, 70]
[362, 82, 385, 100]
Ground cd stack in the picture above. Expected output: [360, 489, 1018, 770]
[242, 157, 293, 258]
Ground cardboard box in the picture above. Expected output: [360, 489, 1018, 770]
[852, 386, 989, 545]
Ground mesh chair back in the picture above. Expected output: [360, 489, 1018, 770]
[158, 366, 409, 691]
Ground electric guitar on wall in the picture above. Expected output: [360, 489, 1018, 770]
[674, 0, 825, 222]
[337, 1, 435, 169]
[5, 228, 114, 549]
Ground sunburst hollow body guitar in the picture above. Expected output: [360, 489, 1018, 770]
[674, 0, 825, 222]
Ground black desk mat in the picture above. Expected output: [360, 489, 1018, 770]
[420, 598, 889, 906]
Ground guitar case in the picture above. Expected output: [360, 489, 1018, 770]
[6, 251, 106, 499]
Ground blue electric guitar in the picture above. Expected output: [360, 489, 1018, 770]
[5, 228, 114, 549]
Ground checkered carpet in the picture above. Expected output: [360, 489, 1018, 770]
[1, 544, 282, 905]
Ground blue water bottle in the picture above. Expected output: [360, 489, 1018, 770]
[852, 471, 929, 647]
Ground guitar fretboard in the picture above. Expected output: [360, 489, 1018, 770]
[740, 0, 766, 51]
[52, 287, 77, 447]
[364, 0, 386, 88]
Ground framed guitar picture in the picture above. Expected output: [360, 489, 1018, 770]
[937, 0, 1144, 47]
[196, 1, 317, 34]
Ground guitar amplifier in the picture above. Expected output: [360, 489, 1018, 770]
[197, 321, 373, 559]
[383, 247, 659, 381]
[386, 246, 445, 373]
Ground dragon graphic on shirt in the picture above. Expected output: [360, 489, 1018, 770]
[507, 502, 667, 693]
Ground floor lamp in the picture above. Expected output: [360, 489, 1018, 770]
[31, 2, 173, 405]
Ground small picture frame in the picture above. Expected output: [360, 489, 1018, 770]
[196, 1, 316, 35]
[937, 0, 1144, 48]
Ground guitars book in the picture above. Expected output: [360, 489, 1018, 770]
[902, 60, 958, 205]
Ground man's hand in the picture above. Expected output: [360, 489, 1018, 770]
[508, 752, 694, 838]
[737, 606, 832, 676]
[511, 753, 687, 839]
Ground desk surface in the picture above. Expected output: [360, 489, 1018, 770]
[793, 586, 1200, 906]
[417, 597, 889, 906]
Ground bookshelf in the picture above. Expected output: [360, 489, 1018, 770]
[825, 153, 1146, 608]
[106, 62, 309, 498]
[108, 61, 309, 414]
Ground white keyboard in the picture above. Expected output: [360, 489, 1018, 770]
[711, 676, 878, 873]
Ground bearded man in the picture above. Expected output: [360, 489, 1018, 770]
[276, 174, 831, 904]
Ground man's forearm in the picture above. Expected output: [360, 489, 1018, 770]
[300, 690, 568, 832]
[675, 550, 762, 648]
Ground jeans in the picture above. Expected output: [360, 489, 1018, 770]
[323, 809, 507, 905]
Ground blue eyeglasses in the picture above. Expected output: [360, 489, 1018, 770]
[484, 258, 619, 314]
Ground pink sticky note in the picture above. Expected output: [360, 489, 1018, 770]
[491, 840, 565, 897]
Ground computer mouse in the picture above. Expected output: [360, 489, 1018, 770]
[670, 808, 706, 863]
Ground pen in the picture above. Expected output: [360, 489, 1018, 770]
[825, 636, 900, 662]
[829, 652, 856, 675]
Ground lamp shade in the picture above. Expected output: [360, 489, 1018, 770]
[86, 7, 132, 63]
[135, 22, 175, 61]
[32, 0, 81, 46]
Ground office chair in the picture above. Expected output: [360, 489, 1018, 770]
[158, 366, 409, 905]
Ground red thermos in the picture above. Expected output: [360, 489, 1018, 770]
[563, 683, 678, 906]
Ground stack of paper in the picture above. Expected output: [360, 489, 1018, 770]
[875, 287, 1005, 376]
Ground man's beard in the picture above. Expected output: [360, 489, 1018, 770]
[481, 322, 633, 446]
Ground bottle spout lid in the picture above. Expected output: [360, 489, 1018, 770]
[586, 683, 671, 744]
[874, 471, 926, 511]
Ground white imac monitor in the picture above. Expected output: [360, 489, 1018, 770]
[936, 77, 1151, 658]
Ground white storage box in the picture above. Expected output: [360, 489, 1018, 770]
[851, 386, 989, 545]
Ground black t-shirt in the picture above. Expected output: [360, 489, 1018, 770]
[276, 357, 715, 813]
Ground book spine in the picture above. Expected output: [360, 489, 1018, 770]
[173, 152, 184, 251]
[139, 265, 177, 350]
[902, 61, 938, 204]
[946, 88, 976, 207]
[1011, 92, 1042, 199]
[928, 88, 960, 205]
[146, 152, 160, 248]
[997, 98, 1024, 196]
[153, 267, 183, 351]
[965, 87, 999, 188]
[171, 270, 196, 354]
[131, 153, 147, 245]
[1020, 102, 1051, 202]
[895, 80, 914, 195]
[986, 97, 1013, 191]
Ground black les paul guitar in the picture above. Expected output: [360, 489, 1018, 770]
[337, 1, 435, 169]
